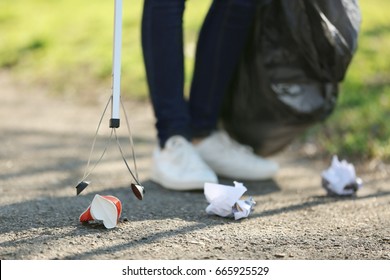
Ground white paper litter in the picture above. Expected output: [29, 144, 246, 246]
[204, 181, 255, 220]
[321, 155, 363, 196]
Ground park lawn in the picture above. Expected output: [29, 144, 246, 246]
[0, 0, 211, 97]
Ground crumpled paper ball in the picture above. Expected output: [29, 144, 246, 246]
[321, 155, 363, 196]
[204, 181, 256, 220]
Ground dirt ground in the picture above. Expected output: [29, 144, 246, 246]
[0, 71, 389, 260]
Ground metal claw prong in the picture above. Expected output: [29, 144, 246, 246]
[131, 183, 145, 200]
[76, 181, 90, 195]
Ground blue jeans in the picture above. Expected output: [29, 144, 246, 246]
[142, 0, 256, 147]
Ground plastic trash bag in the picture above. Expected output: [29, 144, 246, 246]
[221, 0, 361, 156]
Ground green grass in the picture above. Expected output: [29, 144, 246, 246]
[1, 0, 390, 160]
[0, 0, 211, 97]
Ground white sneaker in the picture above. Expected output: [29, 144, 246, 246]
[151, 136, 218, 191]
[195, 131, 279, 180]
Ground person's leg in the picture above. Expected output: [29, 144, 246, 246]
[141, 0, 190, 148]
[141, 0, 218, 190]
[189, 0, 257, 138]
[190, 0, 279, 180]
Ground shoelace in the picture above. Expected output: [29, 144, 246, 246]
[166, 137, 206, 169]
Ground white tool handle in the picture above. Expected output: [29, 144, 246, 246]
[110, 0, 122, 128]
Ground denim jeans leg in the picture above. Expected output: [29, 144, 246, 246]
[141, 0, 190, 148]
[189, 0, 257, 138]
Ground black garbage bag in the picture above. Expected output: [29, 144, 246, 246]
[221, 0, 361, 156]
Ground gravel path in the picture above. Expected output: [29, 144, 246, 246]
[0, 72, 389, 260]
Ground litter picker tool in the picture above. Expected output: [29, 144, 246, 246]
[75, 0, 144, 200]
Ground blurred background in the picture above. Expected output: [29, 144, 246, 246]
[0, 0, 389, 161]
